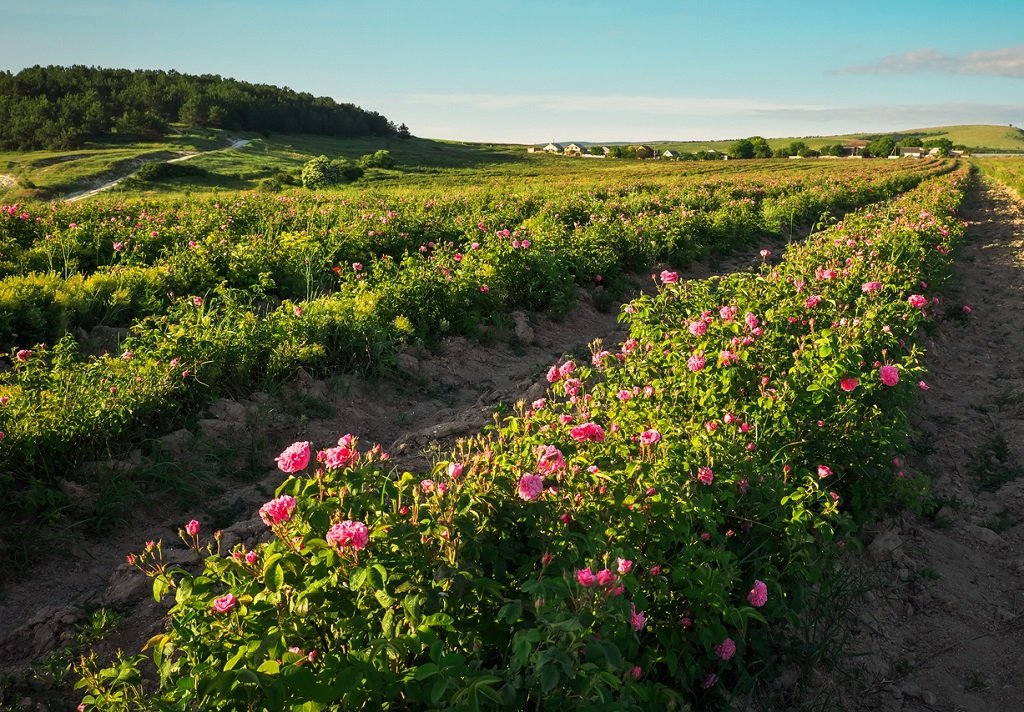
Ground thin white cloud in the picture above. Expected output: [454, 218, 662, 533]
[840, 46, 1024, 78]
[405, 93, 826, 115]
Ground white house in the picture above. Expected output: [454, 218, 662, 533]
[662, 149, 678, 160]
[564, 143, 586, 156]
[543, 143, 563, 153]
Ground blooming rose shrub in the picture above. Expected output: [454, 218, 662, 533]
[79, 166, 968, 710]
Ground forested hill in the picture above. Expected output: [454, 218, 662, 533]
[0, 65, 402, 150]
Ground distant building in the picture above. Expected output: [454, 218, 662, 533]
[891, 146, 925, 158]
[564, 143, 586, 156]
[662, 149, 678, 159]
[841, 140, 868, 157]
[543, 143, 563, 153]
[635, 144, 655, 159]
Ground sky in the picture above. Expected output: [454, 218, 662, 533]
[2, 0, 1023, 144]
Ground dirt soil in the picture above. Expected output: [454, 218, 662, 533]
[822, 178, 1024, 711]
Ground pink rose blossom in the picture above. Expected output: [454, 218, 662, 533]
[577, 568, 597, 587]
[15, 349, 30, 363]
[185, 519, 200, 536]
[211, 593, 237, 614]
[276, 441, 312, 473]
[748, 580, 768, 607]
[818, 465, 833, 478]
[879, 365, 899, 387]
[535, 445, 566, 474]
[630, 665, 642, 680]
[617, 557, 633, 574]
[447, 462, 464, 479]
[918, 380, 929, 390]
[840, 377, 859, 392]
[326, 520, 369, 551]
[596, 568, 617, 586]
[687, 352, 706, 372]
[244, 550, 258, 565]
[688, 320, 707, 336]
[714, 637, 736, 661]
[697, 467, 714, 485]
[908, 294, 927, 309]
[660, 270, 678, 284]
[570, 422, 605, 443]
[639, 429, 661, 446]
[517, 473, 545, 501]
[630, 604, 646, 631]
[804, 295, 822, 309]
[861, 281, 882, 293]
[259, 495, 296, 526]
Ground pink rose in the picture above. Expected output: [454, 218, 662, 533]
[244, 550, 258, 565]
[259, 495, 296, 526]
[688, 320, 707, 336]
[659, 270, 678, 284]
[630, 604, 646, 631]
[908, 294, 927, 309]
[596, 568, 617, 586]
[639, 429, 661, 446]
[517, 473, 544, 501]
[687, 352, 706, 372]
[804, 295, 822, 309]
[535, 445, 565, 475]
[185, 519, 200, 536]
[326, 520, 369, 551]
[817, 465, 833, 478]
[617, 557, 633, 574]
[15, 349, 31, 363]
[879, 365, 899, 387]
[714, 637, 736, 661]
[697, 467, 714, 485]
[570, 422, 605, 443]
[276, 441, 312, 473]
[861, 281, 882, 293]
[211, 593, 237, 614]
[577, 568, 597, 587]
[319, 444, 358, 470]
[447, 462, 464, 479]
[747, 579, 768, 607]
[840, 377, 859, 392]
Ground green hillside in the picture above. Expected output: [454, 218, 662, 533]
[650, 124, 1024, 154]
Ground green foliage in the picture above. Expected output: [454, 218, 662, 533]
[0, 65, 399, 151]
[135, 160, 208, 182]
[301, 156, 364, 189]
[357, 149, 396, 169]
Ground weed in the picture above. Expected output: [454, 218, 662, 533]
[972, 435, 1024, 491]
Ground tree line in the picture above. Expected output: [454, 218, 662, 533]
[0, 65, 407, 150]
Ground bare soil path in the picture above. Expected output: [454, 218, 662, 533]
[829, 177, 1024, 711]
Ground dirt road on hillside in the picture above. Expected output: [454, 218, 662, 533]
[63, 138, 251, 202]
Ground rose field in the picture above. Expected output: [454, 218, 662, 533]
[4, 156, 1024, 710]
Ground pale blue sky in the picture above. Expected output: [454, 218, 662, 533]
[2, 0, 1022, 142]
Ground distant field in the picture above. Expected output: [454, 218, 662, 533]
[0, 123, 1013, 202]
[649, 124, 1024, 155]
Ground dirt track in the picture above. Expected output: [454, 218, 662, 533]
[828, 177, 1024, 710]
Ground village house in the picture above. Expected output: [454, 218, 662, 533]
[543, 142, 563, 153]
[841, 140, 868, 157]
[564, 143, 586, 156]
[890, 146, 925, 158]
[662, 149, 678, 160]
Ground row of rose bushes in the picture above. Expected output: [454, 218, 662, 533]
[0, 159, 945, 351]
[77, 166, 969, 709]
[0, 164, 950, 537]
